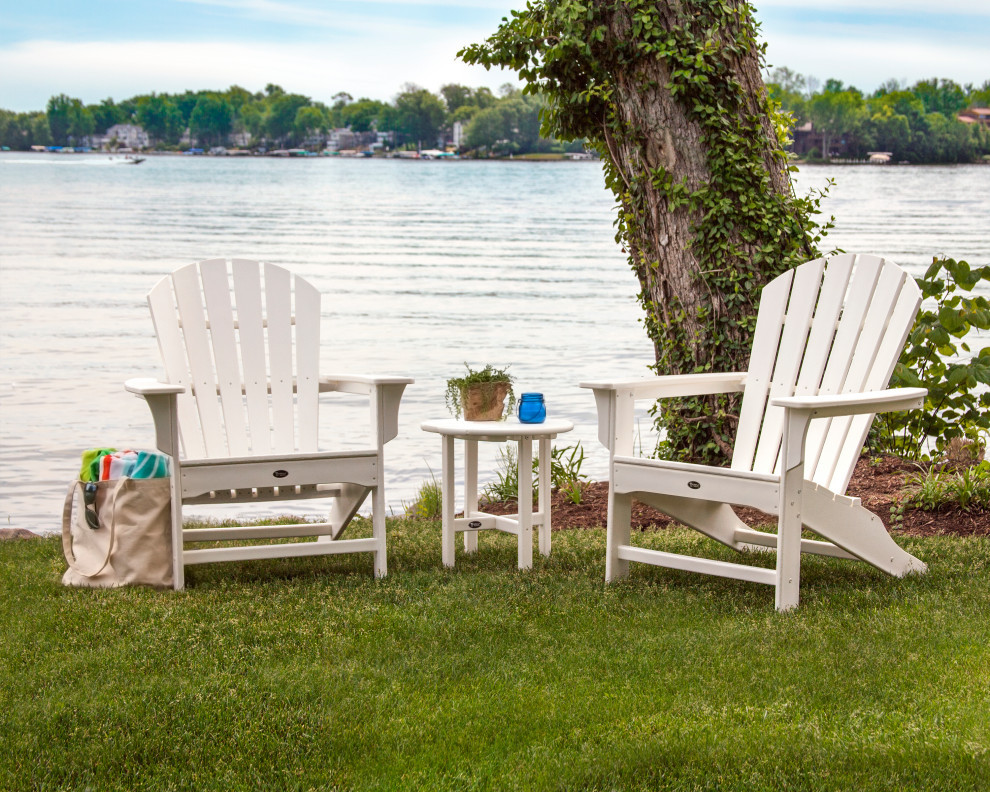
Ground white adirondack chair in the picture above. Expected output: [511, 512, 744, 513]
[125, 258, 413, 589]
[582, 254, 928, 611]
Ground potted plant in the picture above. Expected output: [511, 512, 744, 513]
[445, 364, 516, 421]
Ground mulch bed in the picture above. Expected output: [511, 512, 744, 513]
[482, 455, 990, 538]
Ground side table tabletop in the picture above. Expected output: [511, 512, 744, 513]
[421, 418, 575, 570]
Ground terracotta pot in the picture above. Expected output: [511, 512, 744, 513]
[461, 382, 510, 421]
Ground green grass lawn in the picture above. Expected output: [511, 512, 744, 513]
[2, 520, 988, 791]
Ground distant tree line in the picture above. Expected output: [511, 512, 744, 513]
[766, 70, 990, 163]
[5, 74, 986, 161]
[0, 82, 587, 155]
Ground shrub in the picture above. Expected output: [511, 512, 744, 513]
[899, 461, 990, 513]
[482, 443, 589, 505]
[548, 443, 589, 505]
[871, 256, 990, 461]
[404, 469, 443, 520]
[482, 445, 519, 504]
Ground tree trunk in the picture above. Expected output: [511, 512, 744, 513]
[462, 0, 819, 461]
[601, 3, 797, 374]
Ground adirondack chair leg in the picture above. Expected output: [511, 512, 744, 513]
[606, 488, 632, 582]
[137, 390, 185, 590]
[802, 484, 928, 576]
[169, 471, 185, 591]
[372, 484, 387, 578]
[775, 467, 803, 611]
[775, 410, 813, 611]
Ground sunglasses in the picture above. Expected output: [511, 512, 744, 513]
[83, 482, 100, 530]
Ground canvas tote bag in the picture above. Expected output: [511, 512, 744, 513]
[61, 477, 173, 589]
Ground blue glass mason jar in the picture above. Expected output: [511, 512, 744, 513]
[517, 392, 547, 424]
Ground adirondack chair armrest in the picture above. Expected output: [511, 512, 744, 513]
[125, 378, 186, 396]
[580, 372, 747, 401]
[581, 373, 747, 453]
[772, 387, 927, 481]
[124, 378, 184, 457]
[319, 375, 415, 445]
[318, 374, 415, 395]
[770, 387, 927, 419]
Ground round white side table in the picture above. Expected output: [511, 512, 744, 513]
[421, 418, 575, 569]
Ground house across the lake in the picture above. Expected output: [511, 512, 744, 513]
[100, 124, 150, 150]
[957, 108, 990, 127]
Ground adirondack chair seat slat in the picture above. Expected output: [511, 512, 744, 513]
[582, 253, 928, 611]
[182, 484, 344, 506]
[128, 258, 413, 589]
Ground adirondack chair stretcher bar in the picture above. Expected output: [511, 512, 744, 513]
[125, 259, 412, 589]
[581, 254, 928, 611]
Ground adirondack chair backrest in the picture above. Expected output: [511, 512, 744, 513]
[147, 259, 321, 460]
[730, 254, 921, 494]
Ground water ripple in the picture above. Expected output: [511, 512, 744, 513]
[1, 154, 987, 531]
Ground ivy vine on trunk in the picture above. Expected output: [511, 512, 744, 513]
[461, 0, 830, 462]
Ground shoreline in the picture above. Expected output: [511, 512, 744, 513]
[12, 148, 599, 162]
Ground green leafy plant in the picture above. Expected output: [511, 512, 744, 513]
[404, 468, 443, 521]
[904, 467, 950, 512]
[482, 444, 519, 504]
[871, 256, 990, 461]
[444, 364, 516, 420]
[482, 443, 588, 505]
[549, 443, 589, 505]
[899, 461, 990, 513]
[952, 462, 990, 511]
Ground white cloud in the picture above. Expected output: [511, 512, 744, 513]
[177, 0, 512, 24]
[764, 31, 988, 89]
[756, 0, 988, 12]
[2, 2, 986, 113]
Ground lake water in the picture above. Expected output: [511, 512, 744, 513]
[1, 153, 988, 533]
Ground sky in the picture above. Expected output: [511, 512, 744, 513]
[0, 0, 988, 113]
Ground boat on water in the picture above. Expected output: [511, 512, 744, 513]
[268, 149, 318, 157]
[419, 149, 459, 160]
[109, 155, 145, 165]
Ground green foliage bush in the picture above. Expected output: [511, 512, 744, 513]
[766, 72, 990, 164]
[483, 444, 520, 503]
[549, 443, 589, 504]
[871, 257, 990, 461]
[482, 443, 589, 505]
[404, 469, 443, 520]
[891, 461, 990, 524]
